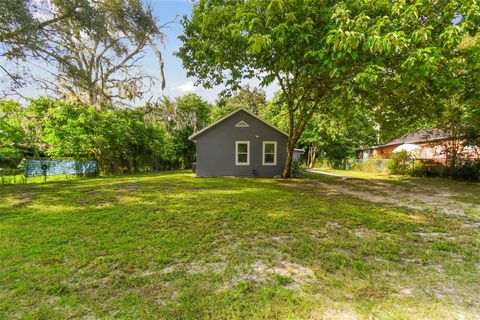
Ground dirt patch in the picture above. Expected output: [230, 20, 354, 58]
[326, 221, 342, 229]
[163, 255, 316, 291]
[3, 192, 38, 208]
[305, 172, 480, 216]
[222, 259, 316, 290]
[320, 309, 360, 320]
[270, 235, 292, 244]
[354, 229, 377, 239]
[398, 287, 415, 297]
[188, 261, 227, 274]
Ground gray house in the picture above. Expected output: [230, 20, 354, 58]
[189, 108, 289, 177]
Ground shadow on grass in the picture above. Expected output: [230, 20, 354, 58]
[0, 172, 479, 318]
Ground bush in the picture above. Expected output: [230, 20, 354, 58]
[411, 160, 479, 181]
[352, 157, 385, 173]
[447, 160, 480, 181]
[387, 151, 413, 175]
[0, 148, 22, 168]
[0, 148, 25, 184]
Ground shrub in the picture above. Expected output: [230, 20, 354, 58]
[448, 160, 480, 181]
[411, 160, 479, 181]
[352, 157, 385, 173]
[387, 151, 412, 175]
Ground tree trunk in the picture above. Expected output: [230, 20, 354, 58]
[282, 136, 296, 178]
[307, 144, 316, 168]
[281, 99, 319, 178]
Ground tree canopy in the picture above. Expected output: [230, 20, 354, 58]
[1, 0, 166, 106]
[178, 0, 480, 176]
[0, 95, 212, 175]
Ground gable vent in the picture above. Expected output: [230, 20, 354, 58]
[235, 120, 249, 127]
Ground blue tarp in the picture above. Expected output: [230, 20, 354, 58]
[24, 160, 97, 177]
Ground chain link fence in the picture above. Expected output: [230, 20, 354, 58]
[23, 160, 97, 177]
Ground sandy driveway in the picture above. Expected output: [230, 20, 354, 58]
[307, 169, 480, 217]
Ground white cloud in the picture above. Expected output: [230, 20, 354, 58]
[176, 81, 197, 93]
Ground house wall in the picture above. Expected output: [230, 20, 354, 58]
[194, 110, 288, 177]
[359, 145, 398, 159]
[362, 139, 479, 163]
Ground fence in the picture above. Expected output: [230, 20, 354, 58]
[24, 160, 97, 177]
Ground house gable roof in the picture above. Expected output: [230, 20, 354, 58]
[189, 108, 289, 141]
[381, 128, 452, 147]
[358, 128, 453, 151]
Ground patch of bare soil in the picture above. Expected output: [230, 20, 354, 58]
[306, 173, 480, 216]
[157, 237, 317, 291]
[4, 191, 38, 208]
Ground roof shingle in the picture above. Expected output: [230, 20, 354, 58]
[381, 128, 452, 147]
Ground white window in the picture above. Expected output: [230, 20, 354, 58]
[263, 141, 277, 165]
[235, 141, 250, 165]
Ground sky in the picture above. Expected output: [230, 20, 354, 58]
[4, 0, 278, 105]
[145, 0, 279, 103]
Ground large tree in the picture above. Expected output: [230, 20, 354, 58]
[222, 85, 267, 114]
[261, 92, 377, 167]
[0, 100, 25, 166]
[144, 94, 212, 167]
[0, 0, 166, 107]
[211, 85, 267, 120]
[178, 0, 480, 177]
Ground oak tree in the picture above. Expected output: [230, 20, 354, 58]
[1, 0, 166, 107]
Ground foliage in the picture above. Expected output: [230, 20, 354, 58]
[375, 33, 480, 144]
[221, 85, 267, 114]
[210, 85, 267, 121]
[261, 93, 377, 166]
[43, 101, 177, 174]
[0, 97, 184, 175]
[144, 94, 212, 168]
[387, 151, 412, 175]
[178, 0, 480, 177]
[0, 100, 26, 170]
[411, 160, 480, 181]
[41, 102, 99, 158]
[0, 0, 166, 105]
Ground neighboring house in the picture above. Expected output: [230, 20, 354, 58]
[357, 128, 479, 164]
[189, 108, 290, 177]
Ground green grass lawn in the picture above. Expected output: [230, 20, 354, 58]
[1, 174, 87, 185]
[1, 172, 479, 319]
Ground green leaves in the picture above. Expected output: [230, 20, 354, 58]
[179, 0, 480, 176]
[411, 26, 434, 44]
[248, 34, 271, 54]
[326, 28, 365, 51]
[439, 25, 463, 48]
[1, 0, 165, 106]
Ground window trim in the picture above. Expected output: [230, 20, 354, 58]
[235, 141, 250, 166]
[262, 141, 277, 166]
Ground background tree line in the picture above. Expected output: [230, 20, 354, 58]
[1, 81, 479, 177]
[0, 85, 375, 175]
[1, 0, 479, 178]
[0, 94, 205, 175]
